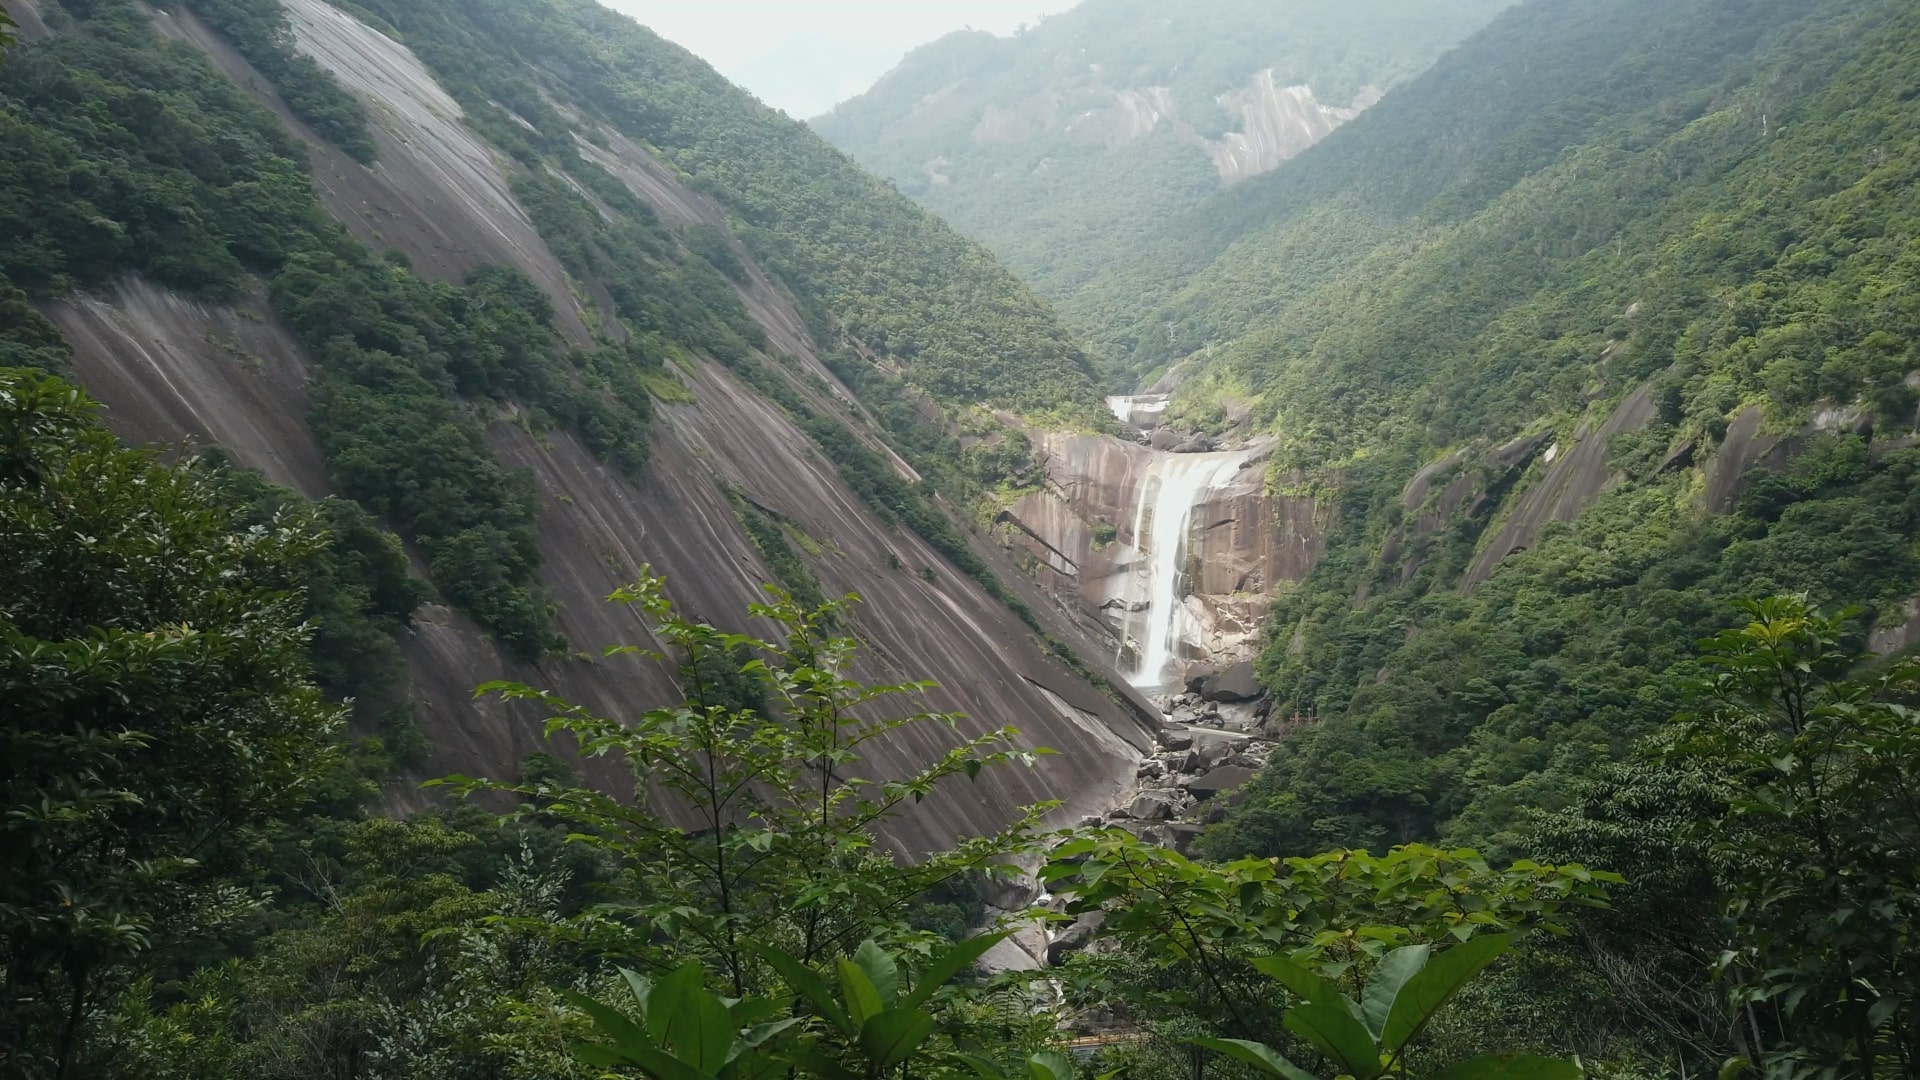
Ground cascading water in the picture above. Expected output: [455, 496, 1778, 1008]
[1106, 394, 1169, 428]
[1115, 449, 1251, 690]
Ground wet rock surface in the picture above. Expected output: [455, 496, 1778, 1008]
[1001, 430, 1324, 682]
[1023, 668, 1281, 966]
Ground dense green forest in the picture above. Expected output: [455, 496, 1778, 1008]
[813, 0, 1514, 379]
[6, 0, 1920, 1076]
[327, 0, 1106, 421]
[7, 368, 1919, 1077]
[1077, 0, 1920, 867]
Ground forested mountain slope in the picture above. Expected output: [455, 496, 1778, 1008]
[813, 0, 1514, 364]
[1065, 0, 1920, 858]
[8, 1, 1920, 1075]
[0, 0, 1154, 846]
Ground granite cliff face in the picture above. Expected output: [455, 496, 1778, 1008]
[992, 401, 1326, 690]
[24, 0, 1159, 851]
[863, 63, 1377, 190]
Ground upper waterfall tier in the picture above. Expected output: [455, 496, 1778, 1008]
[1106, 394, 1170, 429]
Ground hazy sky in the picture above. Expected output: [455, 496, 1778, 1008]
[603, 0, 1079, 117]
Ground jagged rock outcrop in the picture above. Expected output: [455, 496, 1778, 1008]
[1200, 661, 1263, 703]
[34, 0, 1160, 852]
[1206, 71, 1379, 185]
[1464, 384, 1658, 590]
[963, 68, 1372, 186]
[1872, 599, 1920, 657]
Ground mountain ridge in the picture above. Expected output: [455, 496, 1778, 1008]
[813, 0, 1517, 372]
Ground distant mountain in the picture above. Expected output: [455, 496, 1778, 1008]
[812, 0, 1515, 369]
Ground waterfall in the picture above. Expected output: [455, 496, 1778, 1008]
[1106, 394, 1169, 428]
[1118, 449, 1251, 689]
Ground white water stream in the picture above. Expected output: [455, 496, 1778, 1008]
[1106, 394, 1169, 427]
[1116, 449, 1252, 690]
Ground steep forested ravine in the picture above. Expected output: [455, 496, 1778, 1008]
[5, 0, 1920, 1076]
[0, 0, 1159, 846]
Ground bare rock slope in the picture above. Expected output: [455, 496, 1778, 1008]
[45, 0, 1157, 851]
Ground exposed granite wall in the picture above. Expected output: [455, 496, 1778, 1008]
[35, 1, 1159, 853]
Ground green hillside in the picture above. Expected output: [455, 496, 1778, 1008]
[340, 0, 1108, 420]
[0, 0, 1110, 662]
[1121, 0, 1920, 852]
[7, 0, 1920, 1076]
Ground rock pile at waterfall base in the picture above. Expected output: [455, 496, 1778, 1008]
[1096, 681, 1276, 853]
[1046, 677, 1278, 966]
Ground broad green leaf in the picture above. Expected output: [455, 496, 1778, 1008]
[749, 943, 853, 1036]
[1717, 1058, 1751, 1080]
[648, 963, 706, 1045]
[903, 931, 1010, 1008]
[1028, 1050, 1074, 1080]
[1380, 934, 1512, 1056]
[733, 1016, 802, 1055]
[853, 939, 900, 1006]
[1361, 944, 1430, 1038]
[621, 968, 655, 1022]
[1191, 1037, 1322, 1080]
[1251, 953, 1346, 1008]
[572, 1029, 709, 1080]
[953, 1051, 1013, 1079]
[720, 1047, 788, 1080]
[562, 989, 650, 1052]
[1284, 1002, 1382, 1079]
[838, 957, 885, 1029]
[664, 987, 736, 1073]
[788, 1044, 862, 1080]
[856, 1007, 937, 1070]
[1425, 1052, 1584, 1080]
[728, 996, 784, 1028]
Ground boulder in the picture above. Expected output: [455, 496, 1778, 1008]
[1188, 765, 1258, 800]
[1202, 661, 1264, 704]
[1136, 758, 1166, 781]
[1163, 823, 1207, 855]
[1047, 910, 1106, 966]
[979, 872, 1038, 911]
[1192, 731, 1251, 769]
[1157, 727, 1194, 751]
[1128, 791, 1180, 821]
[1214, 701, 1262, 732]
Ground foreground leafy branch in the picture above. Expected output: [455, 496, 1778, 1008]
[436, 573, 1057, 997]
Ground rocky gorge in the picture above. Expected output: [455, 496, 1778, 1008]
[995, 394, 1326, 691]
